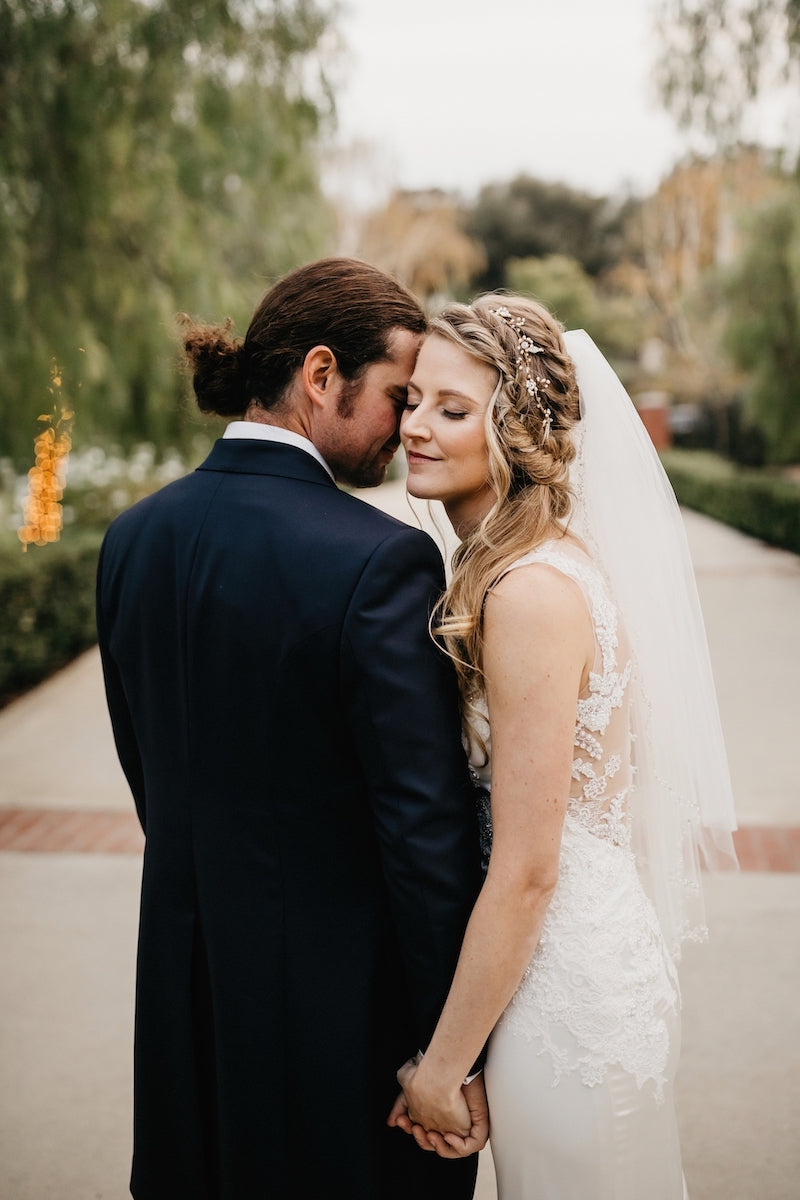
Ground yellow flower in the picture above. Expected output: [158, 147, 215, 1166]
[18, 364, 74, 552]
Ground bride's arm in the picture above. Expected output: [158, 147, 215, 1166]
[395, 562, 592, 1142]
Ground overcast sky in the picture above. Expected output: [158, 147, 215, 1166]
[326, 0, 694, 205]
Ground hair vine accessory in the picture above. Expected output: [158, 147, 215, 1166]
[490, 306, 553, 443]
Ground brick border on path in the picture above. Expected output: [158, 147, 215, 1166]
[0, 808, 144, 854]
[0, 809, 799, 871]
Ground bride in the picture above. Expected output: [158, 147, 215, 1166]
[388, 296, 737, 1197]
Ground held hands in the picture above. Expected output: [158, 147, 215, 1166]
[387, 1056, 489, 1159]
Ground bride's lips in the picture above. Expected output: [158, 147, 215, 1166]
[406, 451, 439, 464]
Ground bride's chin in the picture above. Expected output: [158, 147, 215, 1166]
[405, 480, 444, 501]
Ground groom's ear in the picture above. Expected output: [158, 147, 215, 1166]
[303, 345, 341, 409]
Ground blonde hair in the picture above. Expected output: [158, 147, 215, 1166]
[429, 294, 582, 754]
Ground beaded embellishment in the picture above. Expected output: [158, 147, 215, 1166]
[490, 305, 554, 442]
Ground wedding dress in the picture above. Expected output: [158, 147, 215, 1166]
[458, 330, 735, 1197]
[474, 538, 688, 1199]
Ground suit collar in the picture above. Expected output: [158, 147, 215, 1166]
[196, 438, 337, 488]
[222, 421, 334, 480]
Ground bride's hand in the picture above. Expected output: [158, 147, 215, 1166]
[386, 1088, 419, 1139]
[387, 1061, 489, 1158]
[387, 1057, 434, 1150]
[436, 1074, 489, 1157]
[399, 1056, 472, 1137]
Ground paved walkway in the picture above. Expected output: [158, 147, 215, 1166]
[0, 493, 798, 1198]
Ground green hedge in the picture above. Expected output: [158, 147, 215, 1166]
[0, 531, 104, 708]
[660, 449, 800, 555]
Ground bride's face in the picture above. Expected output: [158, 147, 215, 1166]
[401, 334, 497, 531]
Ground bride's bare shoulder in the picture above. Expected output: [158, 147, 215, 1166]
[486, 559, 592, 641]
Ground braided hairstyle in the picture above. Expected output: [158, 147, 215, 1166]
[428, 294, 582, 753]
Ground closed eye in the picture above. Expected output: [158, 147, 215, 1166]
[404, 402, 466, 419]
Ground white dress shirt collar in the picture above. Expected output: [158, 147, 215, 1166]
[223, 420, 334, 481]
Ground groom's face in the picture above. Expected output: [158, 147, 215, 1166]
[323, 327, 422, 489]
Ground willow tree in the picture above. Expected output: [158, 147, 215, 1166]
[654, 0, 800, 140]
[0, 0, 336, 463]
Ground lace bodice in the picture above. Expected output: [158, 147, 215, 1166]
[471, 539, 678, 1097]
[471, 539, 634, 851]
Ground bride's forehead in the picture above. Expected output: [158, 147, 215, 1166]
[414, 335, 496, 389]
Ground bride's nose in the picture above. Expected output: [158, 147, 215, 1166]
[400, 405, 429, 442]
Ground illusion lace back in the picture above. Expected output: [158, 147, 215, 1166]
[477, 541, 687, 1200]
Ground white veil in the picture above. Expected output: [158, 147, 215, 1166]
[563, 330, 738, 960]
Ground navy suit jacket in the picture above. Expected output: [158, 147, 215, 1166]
[97, 438, 483, 1199]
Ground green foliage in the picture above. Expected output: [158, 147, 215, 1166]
[0, 530, 103, 707]
[660, 448, 800, 552]
[0, 435, 210, 706]
[655, 0, 800, 141]
[507, 255, 595, 329]
[720, 186, 800, 464]
[465, 175, 639, 290]
[0, 0, 335, 467]
[506, 255, 648, 363]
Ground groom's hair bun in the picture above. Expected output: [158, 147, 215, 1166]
[178, 315, 249, 418]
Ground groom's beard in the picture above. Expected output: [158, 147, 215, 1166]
[332, 441, 398, 489]
[328, 384, 401, 488]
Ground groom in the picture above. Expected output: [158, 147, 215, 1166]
[97, 258, 486, 1199]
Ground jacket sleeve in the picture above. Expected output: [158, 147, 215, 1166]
[96, 535, 147, 832]
[341, 525, 483, 1050]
